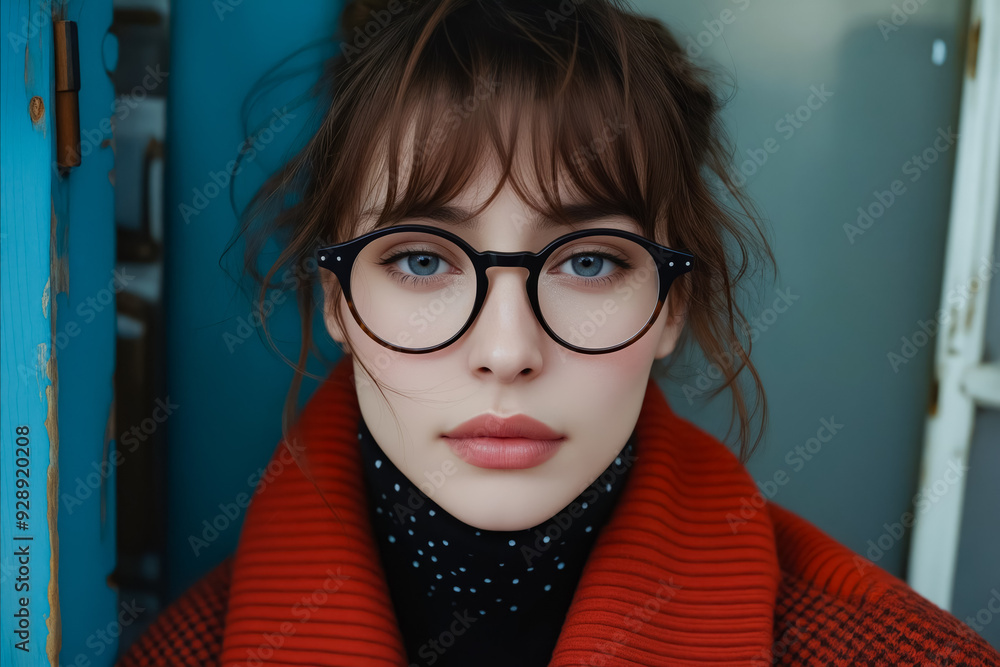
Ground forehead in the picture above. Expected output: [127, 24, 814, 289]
[355, 144, 643, 240]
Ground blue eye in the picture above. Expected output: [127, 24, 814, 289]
[567, 254, 606, 277]
[557, 252, 622, 279]
[379, 249, 454, 276]
[404, 253, 444, 276]
[377, 248, 456, 286]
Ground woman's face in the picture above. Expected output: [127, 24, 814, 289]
[322, 167, 685, 531]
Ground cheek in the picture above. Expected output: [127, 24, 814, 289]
[560, 347, 655, 448]
[346, 321, 455, 415]
[336, 299, 398, 374]
[582, 337, 658, 392]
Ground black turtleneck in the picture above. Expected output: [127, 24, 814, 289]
[356, 417, 638, 667]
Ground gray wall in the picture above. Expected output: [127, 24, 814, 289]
[634, 0, 996, 649]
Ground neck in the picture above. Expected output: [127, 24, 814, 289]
[357, 417, 638, 665]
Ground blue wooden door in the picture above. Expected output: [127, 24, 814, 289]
[1, 1, 118, 665]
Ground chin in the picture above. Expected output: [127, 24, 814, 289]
[439, 494, 559, 532]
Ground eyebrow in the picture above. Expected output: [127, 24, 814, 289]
[377, 202, 638, 232]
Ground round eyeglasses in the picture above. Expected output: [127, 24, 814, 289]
[316, 224, 695, 354]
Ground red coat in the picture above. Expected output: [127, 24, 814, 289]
[118, 356, 1000, 666]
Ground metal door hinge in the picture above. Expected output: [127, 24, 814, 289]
[54, 20, 81, 170]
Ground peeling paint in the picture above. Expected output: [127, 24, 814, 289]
[4, 3, 118, 661]
[42, 276, 50, 318]
[46, 157, 62, 667]
[45, 382, 61, 667]
[50, 199, 69, 298]
[29, 96, 45, 123]
[35, 342, 48, 400]
[29, 95, 45, 126]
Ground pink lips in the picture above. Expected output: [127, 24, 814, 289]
[442, 414, 565, 469]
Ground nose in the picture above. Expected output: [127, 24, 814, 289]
[465, 267, 545, 382]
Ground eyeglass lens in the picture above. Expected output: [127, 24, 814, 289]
[349, 230, 661, 350]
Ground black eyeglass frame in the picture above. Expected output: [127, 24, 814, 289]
[316, 224, 695, 355]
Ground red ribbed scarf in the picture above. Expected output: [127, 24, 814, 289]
[220, 355, 781, 666]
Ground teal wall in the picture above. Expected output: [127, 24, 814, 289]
[164, 0, 346, 599]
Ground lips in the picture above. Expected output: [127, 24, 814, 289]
[442, 413, 564, 440]
[442, 414, 566, 469]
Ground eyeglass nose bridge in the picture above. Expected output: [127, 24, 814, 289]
[466, 250, 543, 321]
[470, 250, 551, 310]
[474, 249, 541, 270]
[467, 250, 546, 299]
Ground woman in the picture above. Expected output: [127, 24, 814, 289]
[118, 0, 1000, 665]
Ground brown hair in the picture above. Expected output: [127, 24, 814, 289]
[228, 0, 777, 462]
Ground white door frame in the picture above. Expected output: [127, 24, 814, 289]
[907, 0, 1000, 610]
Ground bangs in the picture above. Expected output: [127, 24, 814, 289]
[331, 0, 696, 247]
